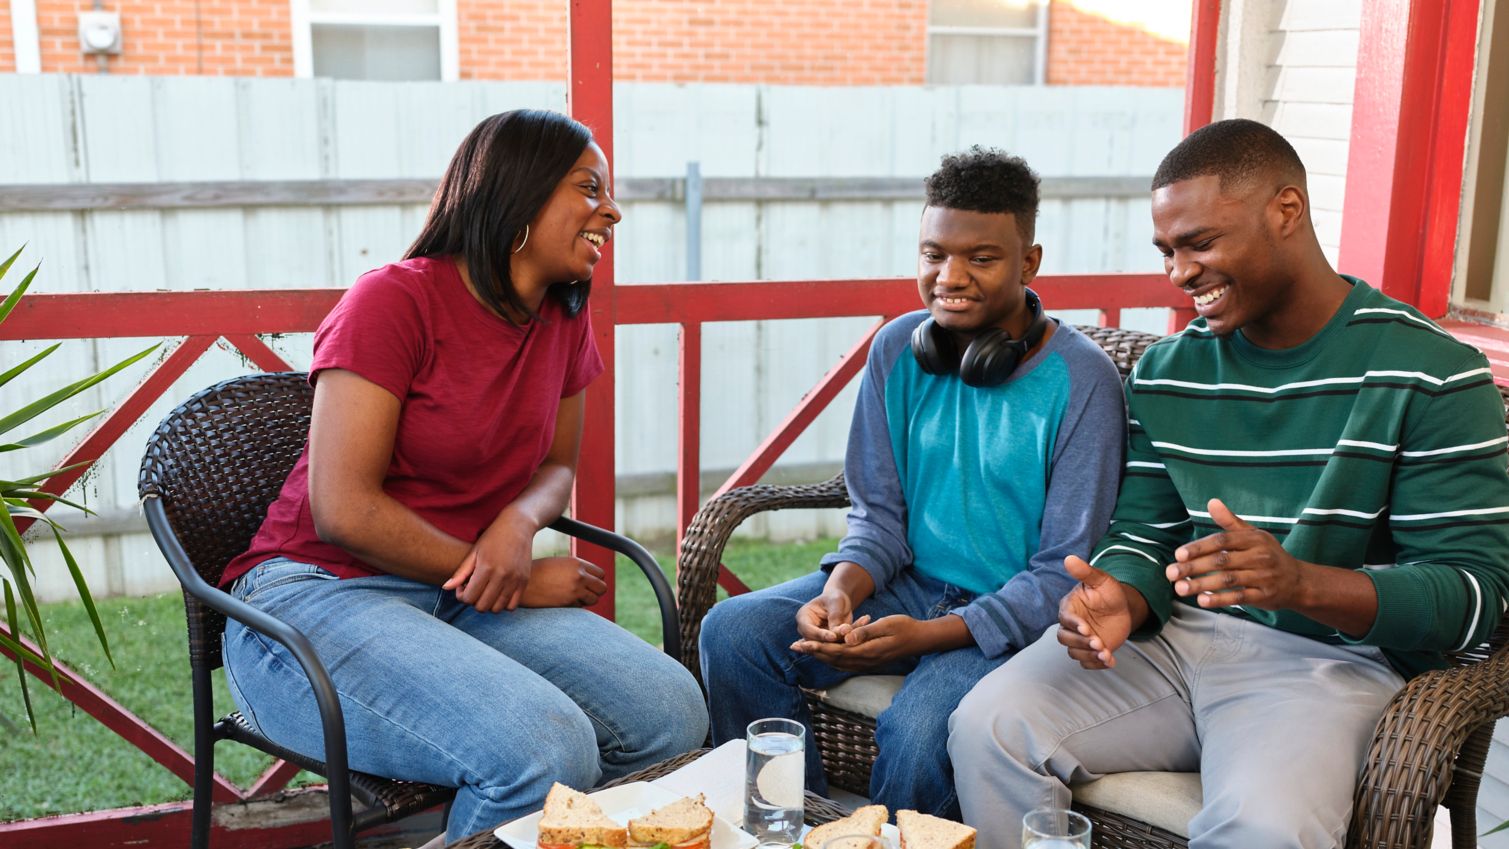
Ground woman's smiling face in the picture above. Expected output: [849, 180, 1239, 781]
[514, 141, 621, 292]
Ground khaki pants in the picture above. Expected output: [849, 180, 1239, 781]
[947, 604, 1405, 849]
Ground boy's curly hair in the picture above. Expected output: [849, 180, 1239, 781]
[924, 145, 1040, 241]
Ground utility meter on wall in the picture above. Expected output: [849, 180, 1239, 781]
[78, 11, 122, 55]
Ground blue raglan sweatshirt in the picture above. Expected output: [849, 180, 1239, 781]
[819, 309, 1127, 658]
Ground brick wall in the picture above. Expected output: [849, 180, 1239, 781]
[1046, 0, 1188, 86]
[32, 0, 291, 76]
[459, 0, 927, 85]
[0, 5, 14, 73]
[2, 0, 1183, 87]
[456, 0, 563, 82]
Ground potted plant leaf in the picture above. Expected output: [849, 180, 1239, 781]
[0, 245, 157, 729]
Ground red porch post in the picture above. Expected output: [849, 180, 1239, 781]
[568, 0, 619, 616]
[1339, 0, 1481, 317]
[1183, 0, 1221, 135]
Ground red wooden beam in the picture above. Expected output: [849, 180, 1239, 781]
[0, 276, 1180, 341]
[1183, 0, 1222, 135]
[247, 759, 305, 799]
[1415, 0, 1481, 319]
[713, 319, 885, 500]
[0, 289, 343, 340]
[615, 274, 1182, 325]
[0, 626, 243, 803]
[569, 0, 618, 617]
[1339, 0, 1480, 317]
[18, 335, 215, 534]
[0, 791, 412, 849]
[676, 322, 702, 561]
[224, 334, 295, 373]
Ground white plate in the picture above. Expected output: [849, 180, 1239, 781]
[496, 782, 759, 849]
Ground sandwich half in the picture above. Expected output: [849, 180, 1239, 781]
[537, 783, 628, 849]
[803, 804, 888, 849]
[896, 810, 975, 849]
[627, 793, 714, 849]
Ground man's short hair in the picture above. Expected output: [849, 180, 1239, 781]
[1152, 118, 1307, 193]
[924, 146, 1040, 241]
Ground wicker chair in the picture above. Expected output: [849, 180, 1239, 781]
[138, 372, 684, 849]
[676, 326, 1509, 848]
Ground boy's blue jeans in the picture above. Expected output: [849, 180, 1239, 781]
[698, 569, 1010, 820]
[224, 557, 709, 841]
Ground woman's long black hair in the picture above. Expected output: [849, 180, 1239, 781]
[406, 109, 594, 321]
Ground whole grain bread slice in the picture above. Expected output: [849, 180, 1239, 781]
[803, 804, 888, 849]
[896, 810, 975, 849]
[627, 794, 713, 846]
[537, 783, 628, 848]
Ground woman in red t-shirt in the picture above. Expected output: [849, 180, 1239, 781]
[220, 110, 709, 842]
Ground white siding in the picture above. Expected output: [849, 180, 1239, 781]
[1267, 1, 1361, 262]
[1217, 0, 1362, 264]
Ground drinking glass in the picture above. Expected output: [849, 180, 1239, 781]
[1021, 808, 1091, 849]
[821, 834, 886, 849]
[744, 717, 805, 843]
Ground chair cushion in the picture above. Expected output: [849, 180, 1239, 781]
[812, 675, 905, 717]
[1071, 772, 1202, 838]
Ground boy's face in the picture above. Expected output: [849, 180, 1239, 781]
[1151, 173, 1291, 339]
[917, 206, 1042, 339]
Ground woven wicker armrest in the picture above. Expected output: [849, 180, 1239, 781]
[1348, 636, 1509, 848]
[675, 473, 852, 679]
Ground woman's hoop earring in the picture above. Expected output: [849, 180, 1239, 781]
[512, 224, 530, 254]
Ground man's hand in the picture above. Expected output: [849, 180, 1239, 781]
[791, 614, 926, 672]
[518, 556, 608, 608]
[1058, 555, 1136, 669]
[443, 512, 535, 612]
[1168, 499, 1307, 610]
[795, 589, 864, 643]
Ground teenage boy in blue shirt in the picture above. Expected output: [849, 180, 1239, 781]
[698, 147, 1126, 819]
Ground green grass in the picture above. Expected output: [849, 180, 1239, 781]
[0, 537, 832, 821]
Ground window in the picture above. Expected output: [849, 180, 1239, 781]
[291, 0, 458, 81]
[927, 0, 1048, 85]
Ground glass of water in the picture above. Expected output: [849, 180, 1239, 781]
[744, 717, 805, 843]
[1022, 808, 1090, 848]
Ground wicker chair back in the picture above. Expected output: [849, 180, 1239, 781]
[138, 372, 313, 669]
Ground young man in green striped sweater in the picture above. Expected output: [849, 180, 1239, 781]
[948, 119, 1509, 848]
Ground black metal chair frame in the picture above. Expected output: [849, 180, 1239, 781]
[139, 372, 682, 849]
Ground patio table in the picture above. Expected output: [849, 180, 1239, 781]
[450, 748, 850, 849]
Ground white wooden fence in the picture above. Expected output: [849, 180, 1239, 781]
[0, 75, 1182, 602]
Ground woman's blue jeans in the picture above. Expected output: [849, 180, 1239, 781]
[698, 569, 1010, 820]
[223, 558, 709, 841]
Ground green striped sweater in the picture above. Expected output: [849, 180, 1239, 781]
[1093, 278, 1509, 677]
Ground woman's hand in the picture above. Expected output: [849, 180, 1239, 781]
[444, 512, 537, 612]
[519, 557, 609, 608]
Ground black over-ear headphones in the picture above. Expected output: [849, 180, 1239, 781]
[910, 288, 1049, 387]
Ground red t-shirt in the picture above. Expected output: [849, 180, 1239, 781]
[222, 256, 604, 585]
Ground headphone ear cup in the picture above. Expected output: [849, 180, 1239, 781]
[911, 317, 960, 375]
[959, 329, 1024, 387]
